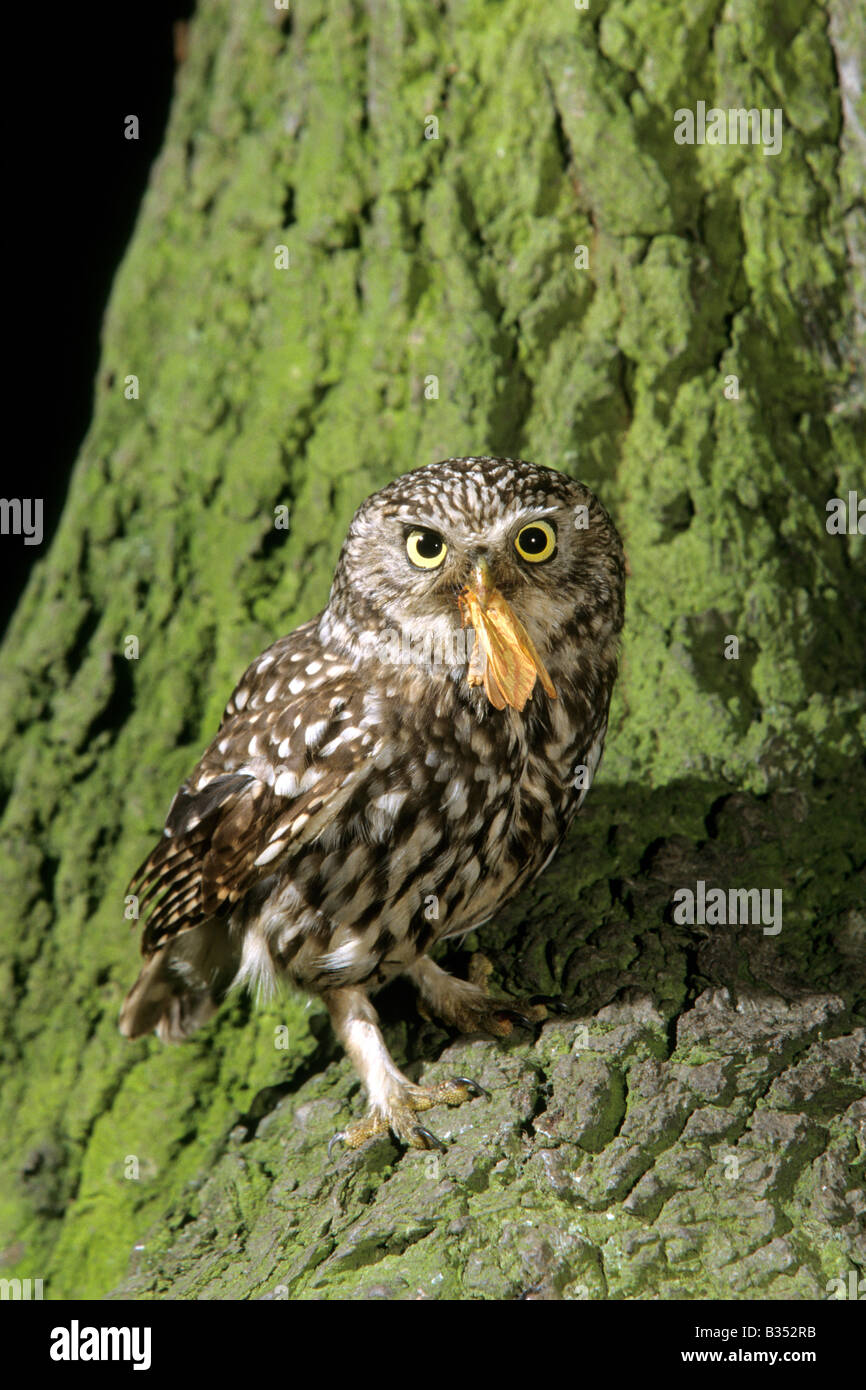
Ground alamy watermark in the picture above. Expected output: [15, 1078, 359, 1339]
[49, 1321, 151, 1370]
[0, 497, 43, 545]
[826, 491, 864, 535]
[674, 102, 783, 157]
[672, 880, 782, 935]
[1, 1276, 44, 1299]
[378, 625, 475, 668]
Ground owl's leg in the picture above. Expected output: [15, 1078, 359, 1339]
[323, 985, 488, 1153]
[407, 955, 547, 1036]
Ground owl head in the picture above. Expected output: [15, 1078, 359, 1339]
[323, 456, 625, 709]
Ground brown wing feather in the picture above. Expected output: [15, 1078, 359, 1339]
[128, 623, 373, 954]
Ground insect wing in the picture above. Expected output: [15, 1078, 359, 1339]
[483, 596, 540, 711]
[459, 587, 557, 711]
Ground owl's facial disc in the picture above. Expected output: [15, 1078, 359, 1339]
[329, 457, 624, 714]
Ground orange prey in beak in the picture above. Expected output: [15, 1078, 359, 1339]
[457, 557, 557, 712]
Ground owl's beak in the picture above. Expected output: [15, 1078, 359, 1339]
[468, 555, 494, 612]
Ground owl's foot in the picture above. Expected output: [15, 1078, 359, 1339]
[323, 986, 490, 1158]
[408, 953, 548, 1037]
[329, 1076, 489, 1157]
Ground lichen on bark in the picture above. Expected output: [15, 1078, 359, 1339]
[0, 0, 863, 1300]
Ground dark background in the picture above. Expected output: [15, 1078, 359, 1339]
[5, 1, 195, 638]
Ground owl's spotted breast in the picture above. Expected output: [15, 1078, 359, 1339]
[121, 456, 625, 1152]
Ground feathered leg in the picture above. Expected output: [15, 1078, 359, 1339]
[324, 985, 487, 1152]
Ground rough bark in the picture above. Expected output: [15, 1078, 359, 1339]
[1, 0, 863, 1300]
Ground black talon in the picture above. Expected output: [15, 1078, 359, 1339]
[529, 994, 568, 1014]
[497, 1007, 537, 1031]
[451, 1076, 491, 1100]
[327, 1132, 347, 1161]
[414, 1125, 447, 1151]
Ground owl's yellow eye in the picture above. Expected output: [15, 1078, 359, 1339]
[406, 528, 448, 569]
[514, 520, 556, 563]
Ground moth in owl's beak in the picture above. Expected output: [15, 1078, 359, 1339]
[457, 556, 557, 712]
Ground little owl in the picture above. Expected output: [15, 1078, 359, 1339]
[120, 456, 625, 1151]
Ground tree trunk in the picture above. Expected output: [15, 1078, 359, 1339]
[1, 0, 863, 1300]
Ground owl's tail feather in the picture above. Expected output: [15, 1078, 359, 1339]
[119, 922, 240, 1043]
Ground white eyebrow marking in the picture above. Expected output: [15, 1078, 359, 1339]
[516, 504, 560, 520]
[397, 514, 448, 533]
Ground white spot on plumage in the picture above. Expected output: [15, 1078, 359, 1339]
[257, 654, 275, 674]
[274, 770, 300, 797]
[265, 680, 281, 703]
[254, 839, 286, 867]
[372, 742, 393, 769]
[289, 677, 305, 695]
[372, 791, 408, 818]
[305, 660, 322, 675]
[442, 777, 468, 818]
[319, 938, 363, 971]
[317, 934, 378, 980]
